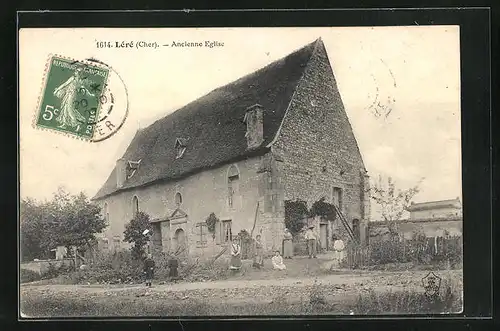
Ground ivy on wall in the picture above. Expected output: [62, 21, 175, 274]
[284, 200, 309, 235]
[285, 198, 338, 235]
[205, 212, 219, 237]
[309, 197, 337, 221]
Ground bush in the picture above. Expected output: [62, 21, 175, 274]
[43, 262, 74, 280]
[367, 236, 462, 267]
[123, 212, 153, 260]
[352, 281, 462, 314]
[63, 250, 144, 285]
[20, 269, 42, 283]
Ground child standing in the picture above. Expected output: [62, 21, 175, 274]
[143, 253, 155, 287]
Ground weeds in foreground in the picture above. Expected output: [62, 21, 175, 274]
[352, 281, 462, 314]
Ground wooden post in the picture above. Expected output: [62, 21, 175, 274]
[73, 246, 77, 270]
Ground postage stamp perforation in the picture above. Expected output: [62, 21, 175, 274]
[31, 53, 53, 134]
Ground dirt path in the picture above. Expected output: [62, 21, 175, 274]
[21, 269, 463, 317]
[21, 269, 461, 293]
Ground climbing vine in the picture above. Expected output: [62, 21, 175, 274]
[205, 212, 219, 235]
[309, 197, 337, 221]
[284, 200, 309, 235]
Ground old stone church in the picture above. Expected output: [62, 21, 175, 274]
[92, 38, 371, 258]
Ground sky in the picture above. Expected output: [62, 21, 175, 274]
[19, 26, 462, 217]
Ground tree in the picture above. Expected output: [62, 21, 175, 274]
[370, 175, 423, 234]
[20, 188, 107, 262]
[123, 211, 152, 260]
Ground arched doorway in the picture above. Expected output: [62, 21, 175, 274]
[173, 228, 187, 256]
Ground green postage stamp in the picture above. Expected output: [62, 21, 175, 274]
[35, 56, 110, 140]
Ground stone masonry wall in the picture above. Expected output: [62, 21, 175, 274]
[95, 156, 279, 260]
[272, 40, 369, 244]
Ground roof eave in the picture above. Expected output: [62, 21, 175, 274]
[92, 146, 271, 201]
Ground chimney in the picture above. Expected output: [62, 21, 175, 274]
[116, 158, 127, 188]
[243, 104, 264, 149]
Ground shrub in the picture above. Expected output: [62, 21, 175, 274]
[20, 269, 42, 283]
[308, 280, 327, 306]
[64, 250, 144, 285]
[182, 259, 231, 282]
[123, 211, 153, 260]
[352, 281, 462, 314]
[366, 236, 462, 267]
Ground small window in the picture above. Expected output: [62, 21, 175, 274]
[175, 192, 183, 206]
[132, 196, 139, 217]
[227, 165, 240, 208]
[332, 187, 343, 211]
[175, 138, 188, 159]
[176, 146, 186, 159]
[221, 220, 232, 243]
[127, 160, 141, 179]
[196, 223, 208, 247]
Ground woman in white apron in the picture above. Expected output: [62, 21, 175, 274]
[229, 236, 242, 270]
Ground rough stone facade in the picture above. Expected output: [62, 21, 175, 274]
[96, 156, 283, 258]
[94, 39, 370, 258]
[271, 40, 370, 247]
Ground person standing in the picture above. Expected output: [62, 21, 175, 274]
[253, 234, 264, 268]
[282, 228, 293, 259]
[167, 256, 179, 280]
[143, 253, 155, 287]
[229, 236, 242, 270]
[333, 234, 345, 267]
[305, 225, 318, 258]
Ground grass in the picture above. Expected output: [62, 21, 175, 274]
[350, 280, 462, 314]
[20, 274, 463, 317]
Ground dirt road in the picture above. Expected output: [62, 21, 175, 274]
[20, 269, 463, 317]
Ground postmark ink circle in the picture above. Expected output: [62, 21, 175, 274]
[76, 57, 129, 142]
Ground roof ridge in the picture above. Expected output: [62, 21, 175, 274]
[93, 38, 323, 200]
[139, 39, 319, 132]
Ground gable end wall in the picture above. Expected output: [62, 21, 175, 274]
[272, 42, 369, 243]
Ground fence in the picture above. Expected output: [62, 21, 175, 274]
[345, 235, 462, 269]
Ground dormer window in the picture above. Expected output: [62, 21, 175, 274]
[175, 138, 188, 159]
[243, 104, 264, 149]
[127, 159, 142, 179]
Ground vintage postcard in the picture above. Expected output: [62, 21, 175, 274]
[19, 26, 463, 317]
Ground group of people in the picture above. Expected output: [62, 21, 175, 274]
[228, 226, 345, 271]
[143, 225, 346, 286]
[229, 231, 293, 271]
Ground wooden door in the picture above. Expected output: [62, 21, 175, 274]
[320, 224, 328, 249]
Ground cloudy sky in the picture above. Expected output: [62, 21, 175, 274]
[19, 26, 461, 216]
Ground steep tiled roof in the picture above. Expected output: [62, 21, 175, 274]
[406, 198, 462, 212]
[93, 39, 321, 200]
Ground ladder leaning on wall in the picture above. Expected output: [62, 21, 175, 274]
[331, 203, 359, 245]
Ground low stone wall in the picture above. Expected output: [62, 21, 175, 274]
[20, 258, 74, 276]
